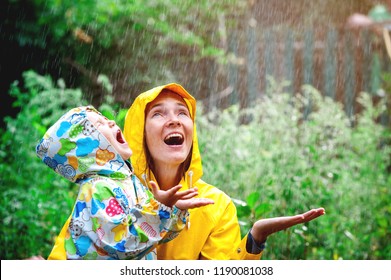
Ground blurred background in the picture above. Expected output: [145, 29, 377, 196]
[1, 0, 390, 260]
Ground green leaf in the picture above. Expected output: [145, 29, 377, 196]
[255, 203, 272, 217]
[236, 204, 251, 219]
[246, 192, 260, 209]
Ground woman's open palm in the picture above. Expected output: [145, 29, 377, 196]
[251, 208, 325, 243]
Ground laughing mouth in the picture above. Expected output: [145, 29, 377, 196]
[164, 133, 184, 145]
[116, 130, 125, 144]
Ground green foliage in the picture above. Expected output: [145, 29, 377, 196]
[197, 82, 391, 260]
[0, 70, 86, 259]
[30, 0, 243, 47]
[95, 73, 128, 128]
[0, 70, 131, 259]
[5, 0, 245, 104]
[368, 4, 391, 22]
[1, 71, 390, 260]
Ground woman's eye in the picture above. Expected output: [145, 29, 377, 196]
[151, 112, 162, 118]
[179, 111, 189, 117]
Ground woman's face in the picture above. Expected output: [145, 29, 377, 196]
[145, 91, 194, 170]
[87, 111, 132, 160]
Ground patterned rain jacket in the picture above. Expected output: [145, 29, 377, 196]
[36, 106, 188, 260]
[123, 83, 263, 260]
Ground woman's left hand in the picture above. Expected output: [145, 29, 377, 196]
[250, 208, 325, 243]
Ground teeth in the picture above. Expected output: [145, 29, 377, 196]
[165, 133, 183, 141]
[164, 133, 184, 145]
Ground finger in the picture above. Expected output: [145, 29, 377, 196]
[307, 210, 325, 221]
[176, 191, 199, 200]
[177, 198, 214, 209]
[165, 185, 184, 196]
[316, 207, 326, 215]
[283, 208, 325, 227]
[149, 181, 160, 196]
[301, 208, 325, 222]
[172, 188, 198, 198]
[176, 188, 197, 196]
[191, 198, 214, 207]
[310, 207, 325, 215]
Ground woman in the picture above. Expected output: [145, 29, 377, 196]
[123, 83, 325, 260]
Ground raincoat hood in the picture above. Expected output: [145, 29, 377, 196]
[123, 84, 262, 260]
[36, 106, 131, 183]
[123, 83, 202, 187]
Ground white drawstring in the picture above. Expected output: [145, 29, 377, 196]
[188, 170, 193, 189]
[142, 173, 149, 188]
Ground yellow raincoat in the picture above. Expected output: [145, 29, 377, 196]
[123, 83, 263, 260]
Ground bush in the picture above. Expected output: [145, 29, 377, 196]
[1, 72, 390, 260]
[0, 70, 86, 259]
[197, 84, 391, 259]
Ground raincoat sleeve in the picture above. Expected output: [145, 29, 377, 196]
[140, 185, 189, 244]
[224, 201, 263, 260]
[235, 233, 264, 260]
[47, 215, 71, 260]
[132, 176, 189, 244]
[196, 200, 242, 260]
[67, 177, 188, 259]
[47, 183, 189, 260]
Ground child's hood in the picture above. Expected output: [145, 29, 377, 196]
[36, 106, 131, 183]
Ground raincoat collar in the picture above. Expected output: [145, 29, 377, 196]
[123, 83, 202, 188]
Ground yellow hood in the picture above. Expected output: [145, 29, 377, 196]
[123, 83, 203, 187]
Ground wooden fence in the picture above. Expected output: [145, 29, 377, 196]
[189, 26, 390, 123]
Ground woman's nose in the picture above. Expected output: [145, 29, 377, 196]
[167, 114, 180, 126]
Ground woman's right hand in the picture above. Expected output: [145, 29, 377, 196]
[150, 181, 214, 209]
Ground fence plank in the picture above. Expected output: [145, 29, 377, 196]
[246, 24, 258, 104]
[220, 27, 388, 118]
[324, 29, 338, 100]
[303, 30, 314, 86]
[228, 31, 239, 105]
[344, 32, 356, 119]
[284, 31, 295, 94]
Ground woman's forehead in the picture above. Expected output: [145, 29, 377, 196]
[147, 90, 189, 111]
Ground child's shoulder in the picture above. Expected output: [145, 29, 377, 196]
[79, 176, 116, 190]
[81, 175, 133, 191]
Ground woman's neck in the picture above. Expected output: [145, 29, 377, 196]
[153, 163, 182, 190]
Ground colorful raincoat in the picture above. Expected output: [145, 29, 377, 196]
[36, 106, 187, 260]
[123, 83, 263, 260]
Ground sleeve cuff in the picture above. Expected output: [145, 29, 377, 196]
[172, 206, 189, 221]
[246, 231, 266, 254]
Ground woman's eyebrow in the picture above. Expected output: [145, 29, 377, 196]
[149, 103, 164, 110]
[147, 101, 188, 112]
[177, 102, 188, 110]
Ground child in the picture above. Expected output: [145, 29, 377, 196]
[36, 106, 213, 260]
